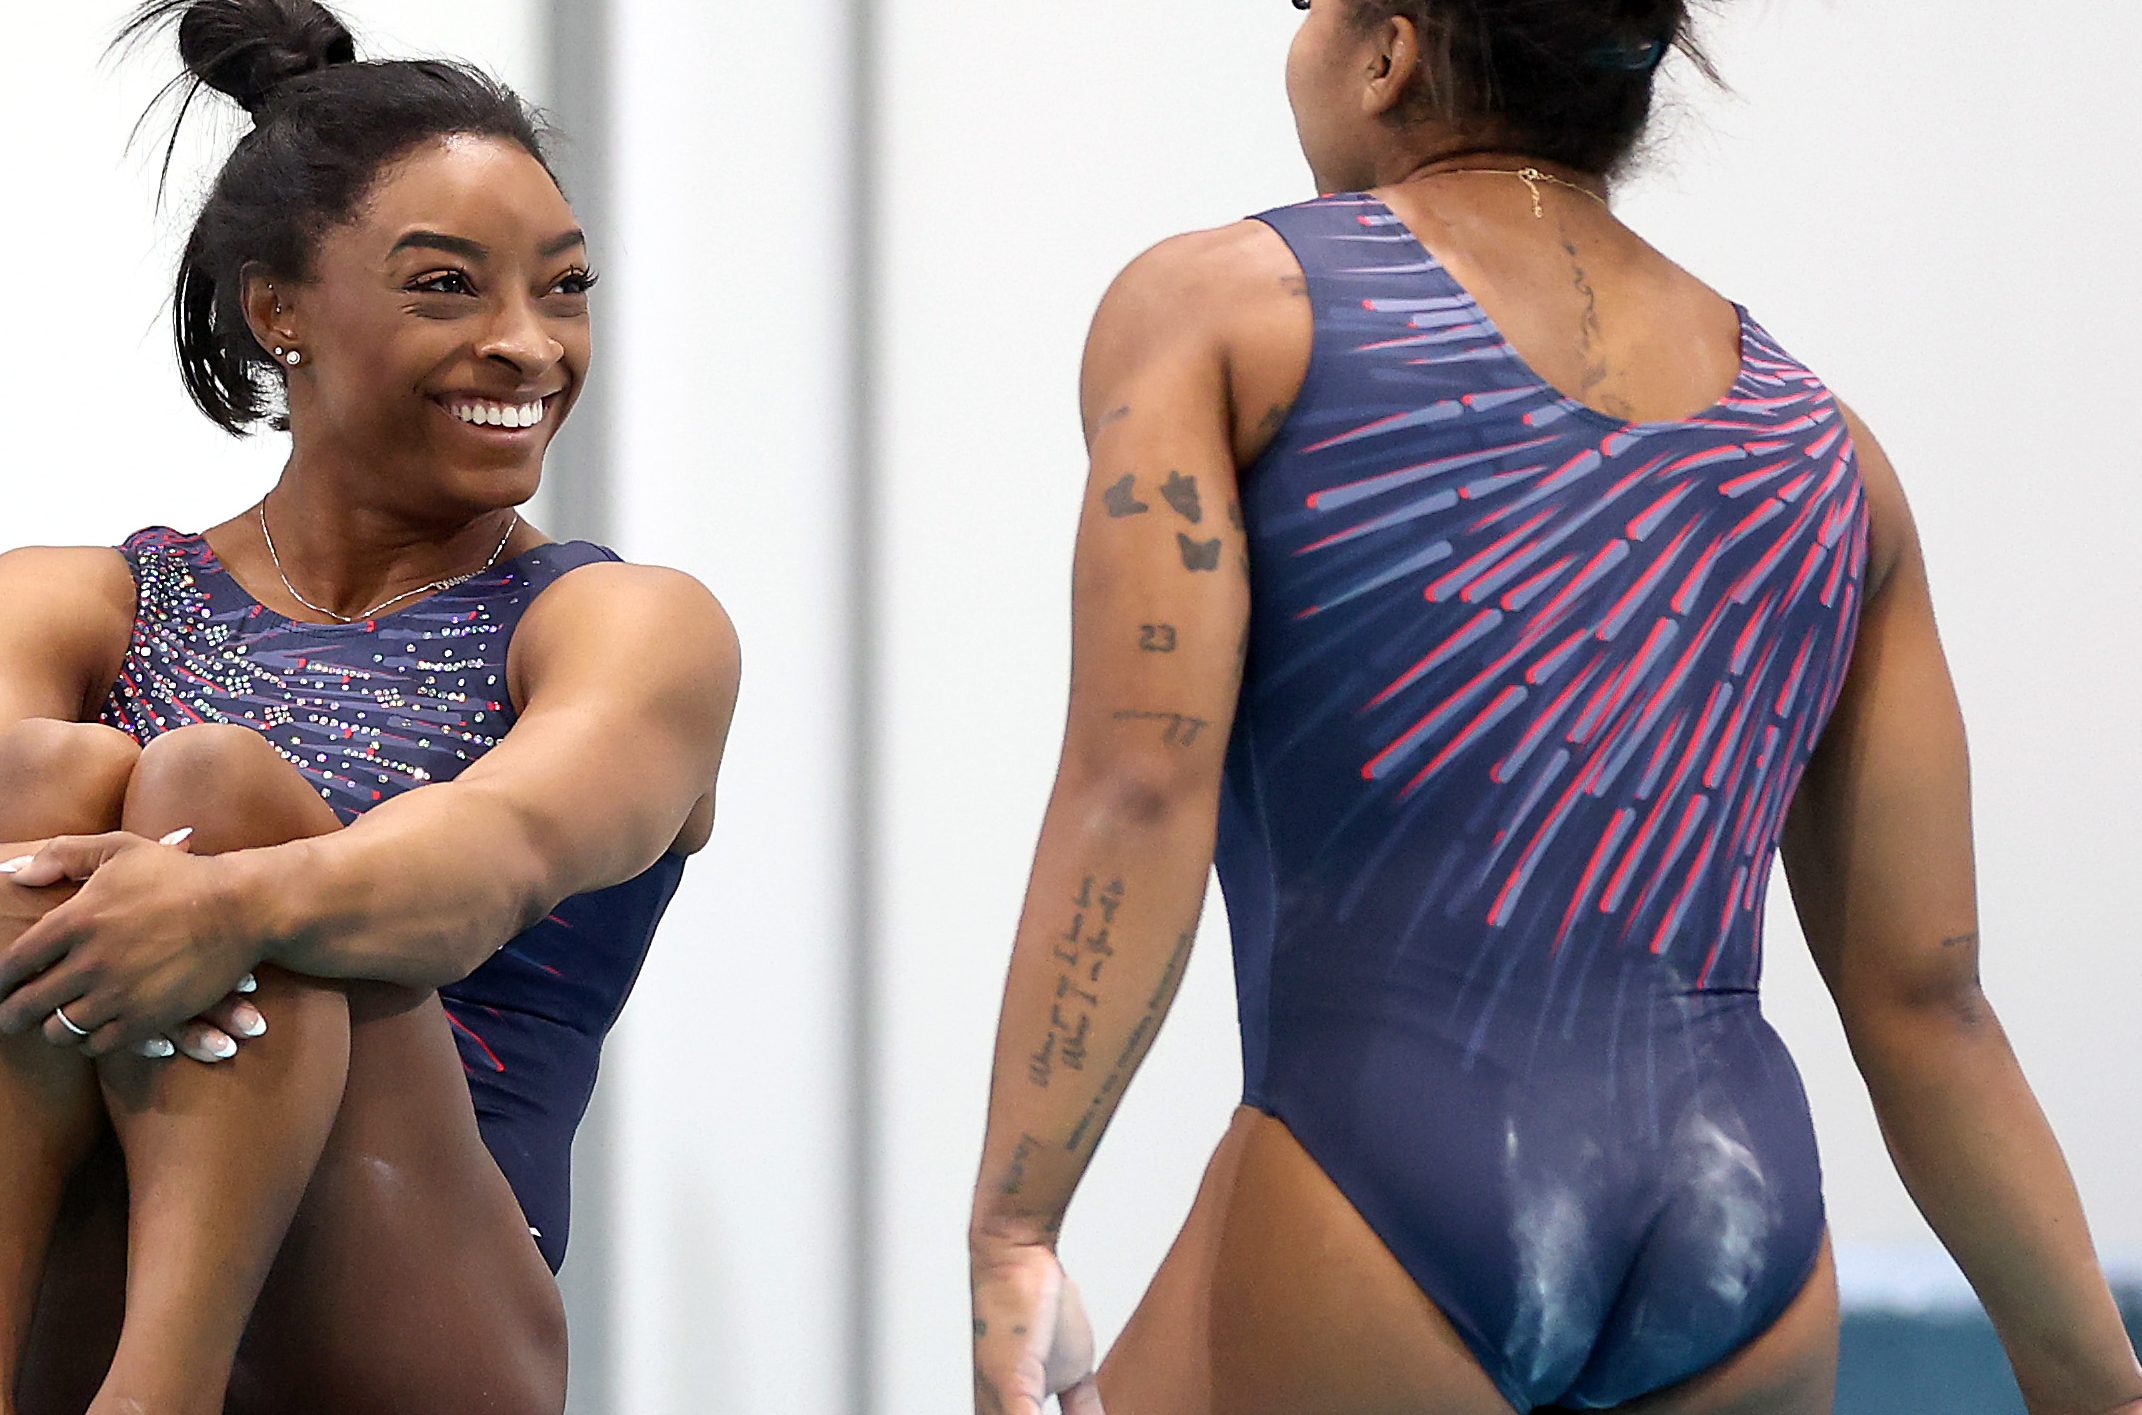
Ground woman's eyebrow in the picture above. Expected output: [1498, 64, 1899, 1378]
[389, 229, 488, 260]
[540, 228, 587, 257]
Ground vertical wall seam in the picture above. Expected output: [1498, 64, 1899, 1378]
[543, 1, 619, 1411]
[843, 0, 883, 1407]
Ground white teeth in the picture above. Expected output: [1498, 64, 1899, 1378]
[445, 398, 548, 425]
[448, 398, 548, 428]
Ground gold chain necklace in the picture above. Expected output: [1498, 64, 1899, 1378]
[1426, 166, 1611, 221]
[258, 499, 520, 624]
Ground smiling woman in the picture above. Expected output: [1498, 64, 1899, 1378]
[0, 2, 739, 1413]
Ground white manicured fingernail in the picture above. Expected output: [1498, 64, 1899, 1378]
[234, 1007, 267, 1038]
[158, 828, 195, 847]
[0, 857, 30, 875]
[206, 1035, 238, 1060]
[235, 973, 259, 994]
[137, 1038, 176, 1059]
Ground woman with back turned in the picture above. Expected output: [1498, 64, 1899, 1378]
[0, 2, 738, 1412]
[971, 3, 2142, 1412]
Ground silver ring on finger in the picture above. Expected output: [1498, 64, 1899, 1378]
[52, 1006, 92, 1039]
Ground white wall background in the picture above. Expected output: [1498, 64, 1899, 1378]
[12, 1, 2142, 1412]
[866, 0, 2142, 1408]
[594, 0, 859, 1412]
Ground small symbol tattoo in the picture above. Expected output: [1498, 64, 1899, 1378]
[1139, 625, 1179, 653]
[1160, 471, 1203, 525]
[1178, 534, 1222, 572]
[1103, 475, 1149, 518]
[1114, 710, 1210, 746]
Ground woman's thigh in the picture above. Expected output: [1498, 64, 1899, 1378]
[231, 983, 566, 1415]
[1101, 1107, 1518, 1415]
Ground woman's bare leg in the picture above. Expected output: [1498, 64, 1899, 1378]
[101, 727, 568, 1415]
[69, 723, 352, 1415]
[1102, 1107, 1517, 1415]
[0, 720, 136, 1412]
[233, 987, 569, 1415]
[1101, 1107, 1838, 1415]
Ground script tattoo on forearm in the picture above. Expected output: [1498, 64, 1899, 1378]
[997, 1132, 1046, 1197]
[1026, 876, 1126, 1089]
[1064, 928, 1194, 1153]
[1113, 709, 1209, 746]
[1096, 404, 1133, 432]
[1139, 624, 1178, 654]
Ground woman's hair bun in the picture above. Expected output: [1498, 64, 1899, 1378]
[164, 0, 357, 116]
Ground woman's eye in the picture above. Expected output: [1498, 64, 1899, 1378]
[412, 271, 474, 295]
[552, 269, 601, 297]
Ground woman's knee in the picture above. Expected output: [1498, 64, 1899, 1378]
[0, 720, 140, 833]
[125, 725, 335, 846]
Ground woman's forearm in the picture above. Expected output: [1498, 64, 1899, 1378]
[971, 773, 1219, 1248]
[227, 788, 572, 991]
[1852, 994, 2142, 1412]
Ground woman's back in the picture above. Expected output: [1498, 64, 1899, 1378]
[1215, 187, 1868, 1406]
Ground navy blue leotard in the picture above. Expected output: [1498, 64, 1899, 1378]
[1217, 195, 1869, 1409]
[100, 527, 685, 1273]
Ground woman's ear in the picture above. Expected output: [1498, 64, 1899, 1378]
[238, 261, 299, 363]
[1362, 14, 1423, 119]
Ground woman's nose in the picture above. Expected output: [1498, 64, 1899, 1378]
[476, 297, 564, 373]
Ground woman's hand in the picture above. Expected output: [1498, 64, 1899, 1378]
[972, 1238, 1102, 1415]
[0, 831, 267, 1056]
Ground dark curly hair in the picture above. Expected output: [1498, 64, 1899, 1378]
[118, 0, 558, 435]
[1350, 0, 1718, 175]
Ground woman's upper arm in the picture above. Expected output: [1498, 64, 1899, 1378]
[1780, 405, 1982, 1025]
[0, 547, 136, 726]
[438, 562, 741, 892]
[1059, 230, 1280, 801]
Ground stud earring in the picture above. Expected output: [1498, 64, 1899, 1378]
[284, 349, 302, 367]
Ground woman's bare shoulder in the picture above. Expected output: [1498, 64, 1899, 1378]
[0, 544, 138, 621]
[0, 545, 140, 718]
[1092, 220, 1305, 344]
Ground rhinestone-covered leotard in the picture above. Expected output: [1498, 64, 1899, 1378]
[1218, 196, 1869, 1408]
[101, 526, 685, 1271]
